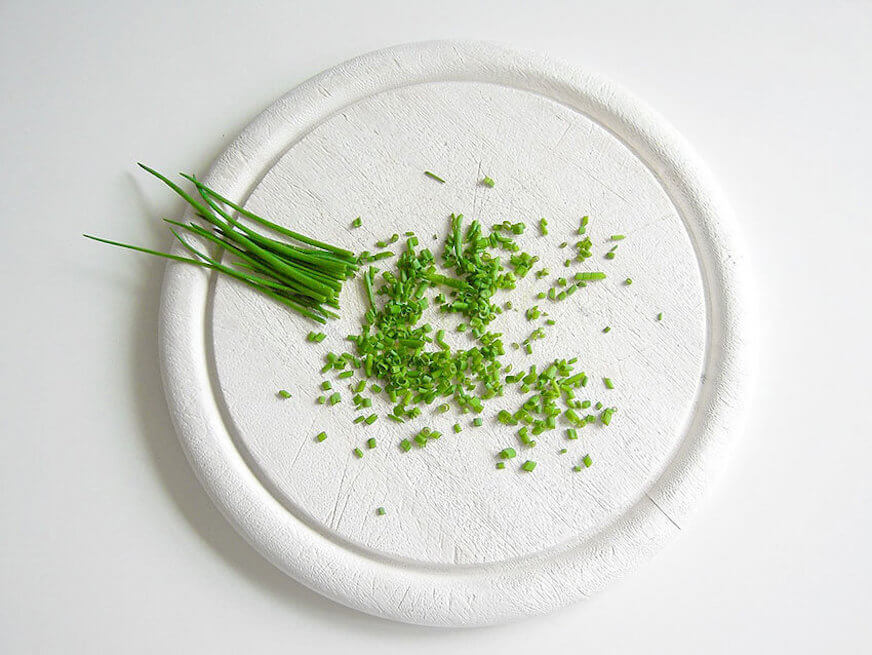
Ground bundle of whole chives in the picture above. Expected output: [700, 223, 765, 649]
[84, 164, 359, 323]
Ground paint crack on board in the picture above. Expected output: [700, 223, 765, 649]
[646, 493, 682, 531]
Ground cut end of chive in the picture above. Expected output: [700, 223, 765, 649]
[424, 171, 446, 183]
[481, 176, 495, 187]
[277, 390, 291, 399]
[657, 312, 664, 321]
[376, 506, 386, 516]
[315, 431, 327, 442]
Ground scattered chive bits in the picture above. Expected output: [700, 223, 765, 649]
[353, 447, 363, 458]
[351, 216, 362, 228]
[473, 417, 483, 427]
[277, 389, 292, 399]
[376, 506, 386, 516]
[424, 171, 445, 183]
[602, 326, 611, 333]
[657, 312, 663, 321]
[521, 460, 537, 472]
[538, 218, 548, 235]
[481, 176, 495, 187]
[582, 454, 593, 467]
[624, 277, 633, 285]
[496, 462, 506, 469]
[603, 377, 615, 390]
[366, 437, 377, 449]
[315, 431, 327, 442]
[609, 234, 625, 241]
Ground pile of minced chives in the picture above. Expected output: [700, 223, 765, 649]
[315, 207, 621, 472]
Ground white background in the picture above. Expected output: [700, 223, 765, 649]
[1, 1, 870, 652]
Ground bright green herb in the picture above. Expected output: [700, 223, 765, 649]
[399, 439, 412, 452]
[559, 448, 568, 454]
[316, 395, 326, 404]
[473, 417, 483, 427]
[366, 437, 377, 449]
[574, 272, 606, 281]
[578, 216, 589, 235]
[572, 465, 582, 472]
[657, 312, 663, 321]
[602, 326, 611, 333]
[609, 234, 625, 241]
[85, 165, 359, 324]
[605, 252, 616, 260]
[496, 462, 506, 469]
[351, 216, 362, 228]
[567, 428, 578, 440]
[353, 447, 363, 458]
[526, 306, 541, 321]
[353, 415, 365, 424]
[624, 278, 633, 285]
[307, 331, 326, 342]
[424, 171, 446, 183]
[482, 176, 495, 187]
[499, 448, 517, 459]
[521, 460, 537, 472]
[603, 377, 614, 390]
[376, 506, 386, 515]
[329, 392, 341, 405]
[453, 423, 462, 433]
[364, 414, 378, 425]
[538, 218, 548, 235]
[277, 390, 291, 399]
[338, 370, 354, 379]
[315, 431, 327, 442]
[582, 454, 593, 467]
[321, 381, 332, 391]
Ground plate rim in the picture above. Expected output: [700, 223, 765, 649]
[158, 40, 755, 626]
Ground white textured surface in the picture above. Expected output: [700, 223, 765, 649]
[160, 41, 750, 625]
[4, 1, 871, 652]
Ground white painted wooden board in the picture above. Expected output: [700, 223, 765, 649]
[159, 41, 753, 626]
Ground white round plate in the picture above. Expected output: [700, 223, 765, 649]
[159, 41, 754, 626]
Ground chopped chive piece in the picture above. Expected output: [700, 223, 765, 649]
[338, 370, 354, 379]
[316, 395, 326, 405]
[321, 381, 332, 391]
[353, 447, 363, 458]
[366, 437, 377, 449]
[399, 439, 412, 452]
[556, 277, 567, 287]
[473, 417, 483, 427]
[567, 428, 578, 440]
[559, 448, 568, 454]
[277, 389, 292, 399]
[563, 259, 571, 267]
[351, 216, 362, 228]
[387, 414, 404, 423]
[657, 312, 663, 321]
[578, 216, 589, 234]
[482, 176, 495, 187]
[364, 413, 378, 425]
[437, 403, 450, 413]
[538, 218, 548, 235]
[370, 383, 382, 393]
[329, 392, 341, 405]
[424, 171, 445, 183]
[307, 331, 326, 342]
[574, 272, 607, 281]
[600, 407, 615, 425]
[602, 326, 611, 333]
[453, 423, 462, 433]
[376, 506, 386, 515]
[609, 234, 625, 241]
[353, 380, 366, 393]
[595, 401, 603, 410]
[558, 241, 568, 248]
[353, 415, 365, 424]
[605, 252, 616, 260]
[315, 431, 327, 442]
[582, 454, 593, 467]
[624, 278, 632, 285]
[521, 460, 537, 472]
[572, 465, 582, 472]
[499, 448, 517, 459]
[545, 318, 556, 325]
[496, 462, 506, 469]
[603, 378, 614, 390]
[536, 292, 546, 299]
